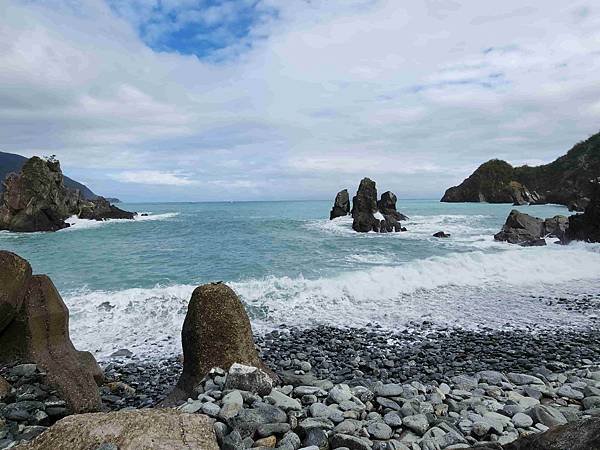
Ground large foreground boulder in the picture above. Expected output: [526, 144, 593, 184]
[165, 282, 273, 404]
[565, 179, 600, 243]
[329, 189, 350, 220]
[0, 252, 101, 413]
[494, 210, 569, 246]
[16, 409, 219, 450]
[503, 417, 600, 450]
[0, 252, 32, 333]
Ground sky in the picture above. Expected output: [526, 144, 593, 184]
[1, 0, 599, 202]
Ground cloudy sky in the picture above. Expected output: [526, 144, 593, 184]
[1, 0, 599, 201]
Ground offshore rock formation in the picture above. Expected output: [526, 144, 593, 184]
[165, 282, 274, 404]
[330, 179, 408, 232]
[494, 210, 568, 246]
[441, 131, 600, 209]
[0, 156, 134, 232]
[0, 251, 102, 413]
[329, 189, 351, 219]
[565, 179, 600, 243]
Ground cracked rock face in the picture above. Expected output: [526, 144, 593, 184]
[15, 409, 219, 450]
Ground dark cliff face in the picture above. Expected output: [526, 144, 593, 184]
[0, 157, 134, 232]
[441, 131, 600, 208]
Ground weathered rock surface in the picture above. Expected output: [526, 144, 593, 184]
[494, 210, 569, 246]
[504, 418, 600, 450]
[0, 156, 134, 232]
[16, 409, 219, 450]
[330, 189, 351, 220]
[441, 131, 600, 208]
[352, 178, 379, 232]
[0, 252, 102, 413]
[0, 157, 76, 232]
[0, 252, 32, 333]
[165, 282, 272, 403]
[565, 179, 600, 243]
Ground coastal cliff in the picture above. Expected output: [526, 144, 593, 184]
[441, 131, 600, 210]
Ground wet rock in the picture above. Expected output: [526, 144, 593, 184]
[494, 210, 545, 245]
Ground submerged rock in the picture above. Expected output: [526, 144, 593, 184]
[16, 409, 219, 450]
[330, 189, 351, 220]
[432, 231, 450, 238]
[164, 282, 273, 404]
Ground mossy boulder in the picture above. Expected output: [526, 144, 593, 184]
[165, 282, 273, 404]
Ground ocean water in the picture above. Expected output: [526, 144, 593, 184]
[1, 200, 599, 360]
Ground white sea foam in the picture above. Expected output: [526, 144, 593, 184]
[62, 212, 179, 230]
[65, 242, 600, 360]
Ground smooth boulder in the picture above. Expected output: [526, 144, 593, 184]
[0, 251, 32, 333]
[165, 282, 272, 403]
[0, 274, 101, 413]
[329, 189, 350, 220]
[16, 409, 219, 450]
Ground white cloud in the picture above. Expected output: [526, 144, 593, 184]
[1, 0, 600, 201]
[112, 170, 198, 186]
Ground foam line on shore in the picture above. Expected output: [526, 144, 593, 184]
[64, 243, 600, 359]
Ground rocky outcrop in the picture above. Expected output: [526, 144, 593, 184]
[0, 251, 102, 413]
[494, 210, 569, 246]
[0, 157, 78, 231]
[164, 282, 273, 404]
[329, 189, 351, 220]
[0, 156, 134, 232]
[565, 179, 600, 243]
[17, 409, 219, 450]
[350, 178, 406, 233]
[78, 196, 135, 221]
[433, 231, 451, 238]
[503, 417, 600, 450]
[442, 131, 600, 209]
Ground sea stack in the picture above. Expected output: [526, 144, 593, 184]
[329, 189, 351, 220]
[350, 178, 406, 233]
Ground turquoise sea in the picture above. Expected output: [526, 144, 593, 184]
[1, 200, 599, 359]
